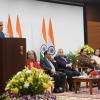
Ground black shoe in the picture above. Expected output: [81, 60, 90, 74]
[58, 87, 64, 93]
[93, 82, 97, 87]
[53, 88, 63, 93]
[53, 88, 60, 93]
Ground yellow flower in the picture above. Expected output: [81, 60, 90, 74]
[43, 83, 49, 89]
[11, 88, 19, 94]
[10, 79, 17, 84]
[77, 45, 94, 54]
[48, 81, 54, 87]
[27, 76, 33, 83]
[20, 77, 24, 82]
[39, 74, 46, 79]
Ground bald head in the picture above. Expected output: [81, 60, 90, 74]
[0, 21, 3, 32]
[57, 49, 64, 57]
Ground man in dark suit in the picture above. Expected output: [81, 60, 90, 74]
[0, 21, 5, 38]
[54, 49, 80, 91]
[40, 50, 66, 93]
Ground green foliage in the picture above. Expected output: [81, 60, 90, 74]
[0, 93, 8, 100]
[66, 52, 77, 67]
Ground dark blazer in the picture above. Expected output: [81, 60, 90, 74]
[40, 57, 58, 74]
[54, 55, 72, 70]
[40, 57, 66, 90]
[0, 32, 5, 38]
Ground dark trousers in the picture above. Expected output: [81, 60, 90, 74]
[51, 72, 66, 89]
[64, 68, 80, 90]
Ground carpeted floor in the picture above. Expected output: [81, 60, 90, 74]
[53, 87, 100, 100]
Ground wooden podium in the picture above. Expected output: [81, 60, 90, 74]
[0, 38, 26, 94]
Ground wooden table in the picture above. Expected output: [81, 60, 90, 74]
[73, 76, 100, 95]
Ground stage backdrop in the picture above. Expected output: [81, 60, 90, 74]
[0, 0, 84, 59]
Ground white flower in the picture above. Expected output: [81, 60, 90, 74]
[12, 97, 16, 100]
[24, 82, 29, 88]
[16, 71, 22, 76]
[25, 70, 32, 74]
[5, 83, 10, 90]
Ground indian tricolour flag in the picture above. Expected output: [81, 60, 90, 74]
[16, 15, 22, 38]
[7, 15, 13, 37]
[40, 18, 47, 60]
[47, 18, 55, 55]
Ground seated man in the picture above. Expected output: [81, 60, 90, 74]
[40, 50, 66, 93]
[54, 49, 80, 91]
[0, 21, 5, 38]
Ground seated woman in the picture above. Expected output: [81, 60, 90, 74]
[26, 50, 42, 69]
[77, 48, 96, 72]
[91, 48, 100, 69]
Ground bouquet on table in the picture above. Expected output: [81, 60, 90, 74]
[3, 67, 54, 99]
[89, 70, 98, 78]
[77, 45, 94, 55]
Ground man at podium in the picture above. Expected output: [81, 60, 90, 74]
[0, 21, 5, 38]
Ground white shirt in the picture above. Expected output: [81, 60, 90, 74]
[91, 55, 100, 66]
[47, 59, 56, 73]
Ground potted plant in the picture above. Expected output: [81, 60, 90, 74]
[66, 52, 77, 68]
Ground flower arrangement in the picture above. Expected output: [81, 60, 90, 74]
[4, 67, 54, 99]
[89, 70, 98, 77]
[77, 45, 94, 55]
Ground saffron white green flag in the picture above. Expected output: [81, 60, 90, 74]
[47, 18, 55, 55]
[40, 18, 47, 60]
